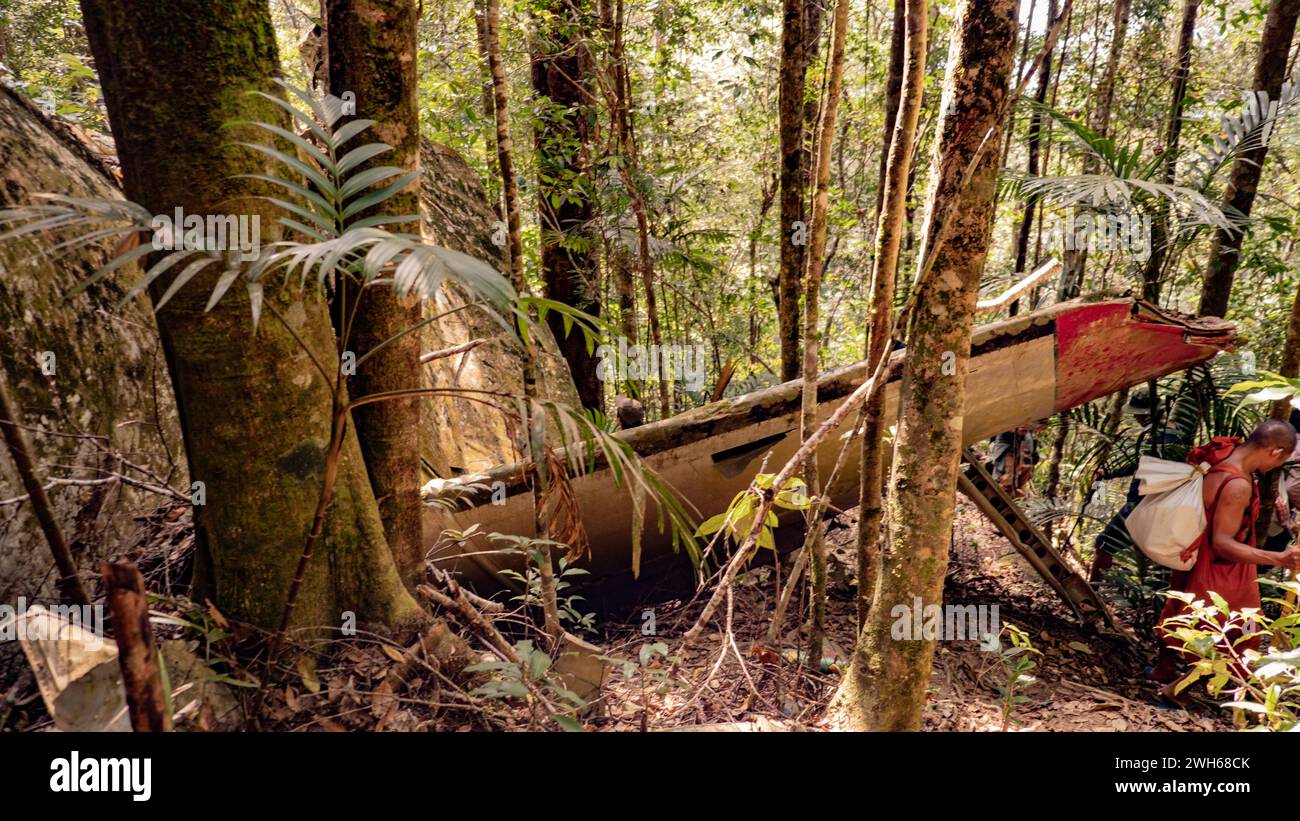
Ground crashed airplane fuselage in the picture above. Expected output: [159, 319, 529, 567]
[424, 295, 1237, 591]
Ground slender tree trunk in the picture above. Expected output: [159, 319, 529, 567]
[1142, 0, 1200, 302]
[1010, 0, 1058, 316]
[598, 0, 668, 415]
[800, 0, 850, 666]
[1198, 0, 1300, 317]
[1058, 0, 1130, 300]
[1032, 0, 1072, 282]
[532, 0, 602, 410]
[776, 0, 812, 381]
[482, 0, 524, 292]
[327, 0, 424, 587]
[854, 0, 927, 629]
[473, 9, 503, 213]
[829, 0, 1017, 731]
[749, 175, 778, 349]
[0, 368, 91, 607]
[875, 0, 906, 221]
[598, 0, 636, 346]
[1045, 409, 1068, 500]
[78, 0, 423, 633]
[482, 0, 563, 640]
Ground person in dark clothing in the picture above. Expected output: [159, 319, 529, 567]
[1261, 409, 1300, 554]
[988, 424, 1041, 495]
[1089, 386, 1185, 582]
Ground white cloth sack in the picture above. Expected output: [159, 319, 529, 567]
[1123, 456, 1210, 571]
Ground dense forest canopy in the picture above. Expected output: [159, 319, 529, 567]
[2, 1, 1297, 382]
[1, 0, 1300, 742]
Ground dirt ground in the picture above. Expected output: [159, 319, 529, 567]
[588, 497, 1233, 732]
[2, 498, 1234, 732]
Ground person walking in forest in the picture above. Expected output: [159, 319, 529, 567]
[1152, 419, 1300, 704]
[1261, 411, 1300, 554]
[987, 422, 1043, 495]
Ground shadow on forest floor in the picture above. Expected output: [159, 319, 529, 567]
[588, 498, 1233, 732]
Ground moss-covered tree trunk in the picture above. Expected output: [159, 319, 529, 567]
[78, 0, 424, 634]
[327, 0, 425, 587]
[776, 0, 811, 382]
[1198, 0, 1300, 317]
[532, 0, 602, 411]
[828, 0, 1017, 731]
[855, 0, 927, 629]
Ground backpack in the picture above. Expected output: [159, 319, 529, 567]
[1123, 437, 1241, 570]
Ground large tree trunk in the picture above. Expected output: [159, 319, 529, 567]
[78, 0, 423, 634]
[327, 0, 425, 587]
[854, 0, 927, 628]
[1142, 0, 1200, 302]
[532, 0, 602, 411]
[829, 0, 1017, 731]
[1198, 0, 1300, 317]
[1058, 0, 1130, 300]
[800, 0, 850, 667]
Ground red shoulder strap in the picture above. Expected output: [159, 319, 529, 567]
[1204, 465, 1254, 551]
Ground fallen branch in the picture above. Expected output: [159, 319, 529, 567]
[0, 369, 90, 606]
[0, 473, 184, 506]
[102, 561, 171, 731]
[977, 258, 1062, 313]
[416, 583, 518, 663]
[420, 337, 488, 364]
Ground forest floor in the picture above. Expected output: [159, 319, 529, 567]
[589, 498, 1233, 732]
[2, 498, 1235, 732]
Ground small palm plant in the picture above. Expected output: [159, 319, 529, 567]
[1013, 82, 1300, 287]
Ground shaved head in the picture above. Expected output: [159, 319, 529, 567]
[1248, 418, 1298, 453]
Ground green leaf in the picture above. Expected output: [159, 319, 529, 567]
[336, 142, 394, 176]
[237, 141, 336, 199]
[696, 511, 730, 536]
[247, 89, 330, 145]
[553, 715, 585, 732]
[232, 119, 334, 173]
[340, 171, 420, 219]
[331, 118, 378, 150]
[339, 166, 407, 201]
[152, 255, 219, 313]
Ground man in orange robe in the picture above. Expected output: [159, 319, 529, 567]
[1153, 420, 1300, 703]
